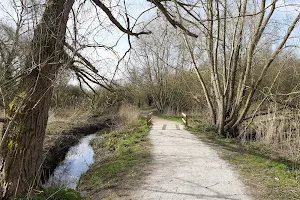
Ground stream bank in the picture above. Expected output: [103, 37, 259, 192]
[78, 118, 152, 199]
[42, 115, 113, 183]
[45, 133, 97, 189]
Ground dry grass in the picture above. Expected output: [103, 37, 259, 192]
[49, 105, 92, 123]
[243, 108, 300, 163]
[118, 104, 139, 126]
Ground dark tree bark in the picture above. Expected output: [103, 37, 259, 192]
[0, 0, 74, 198]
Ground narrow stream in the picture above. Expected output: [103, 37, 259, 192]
[45, 134, 97, 189]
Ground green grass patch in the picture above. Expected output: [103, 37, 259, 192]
[78, 118, 151, 198]
[15, 187, 87, 200]
[189, 122, 300, 200]
[158, 114, 183, 123]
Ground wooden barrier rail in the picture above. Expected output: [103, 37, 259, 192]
[147, 112, 153, 126]
[182, 112, 188, 127]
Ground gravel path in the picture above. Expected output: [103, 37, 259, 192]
[129, 116, 251, 200]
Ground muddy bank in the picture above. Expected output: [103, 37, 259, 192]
[42, 116, 113, 183]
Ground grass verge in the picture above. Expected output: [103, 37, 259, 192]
[188, 121, 300, 200]
[78, 117, 151, 199]
[15, 187, 87, 200]
[158, 114, 183, 123]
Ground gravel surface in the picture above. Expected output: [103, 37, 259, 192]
[129, 116, 252, 200]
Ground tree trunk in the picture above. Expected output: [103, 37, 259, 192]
[0, 0, 74, 198]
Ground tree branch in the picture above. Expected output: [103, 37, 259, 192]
[148, 0, 198, 37]
[91, 0, 151, 37]
[64, 42, 98, 73]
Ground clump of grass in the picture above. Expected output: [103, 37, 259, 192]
[15, 187, 87, 200]
[118, 104, 139, 125]
[243, 108, 300, 163]
[159, 114, 182, 123]
[189, 120, 300, 200]
[78, 118, 151, 199]
[137, 106, 156, 111]
[159, 113, 211, 128]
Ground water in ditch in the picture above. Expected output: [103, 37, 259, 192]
[45, 134, 97, 189]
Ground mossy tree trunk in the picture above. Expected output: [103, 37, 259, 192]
[0, 0, 74, 198]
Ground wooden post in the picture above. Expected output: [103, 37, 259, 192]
[182, 112, 188, 127]
[147, 112, 153, 126]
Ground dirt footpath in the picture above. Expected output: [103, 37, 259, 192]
[129, 116, 251, 200]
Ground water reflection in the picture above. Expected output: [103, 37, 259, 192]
[45, 134, 96, 189]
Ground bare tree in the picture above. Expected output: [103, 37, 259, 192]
[130, 20, 194, 114]
[0, 0, 196, 198]
[172, 0, 300, 135]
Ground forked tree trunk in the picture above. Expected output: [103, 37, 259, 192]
[0, 0, 74, 198]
